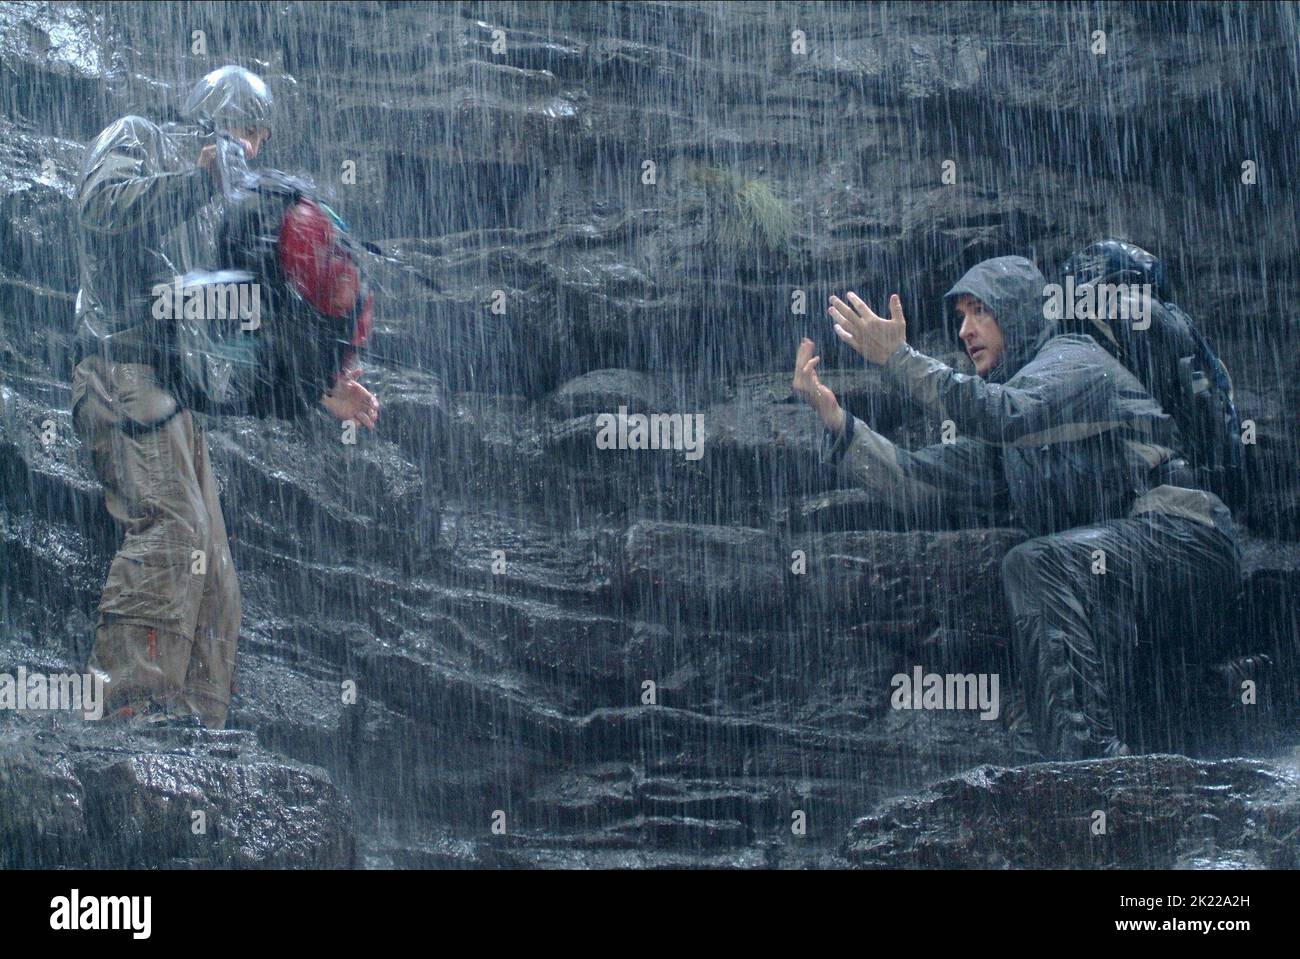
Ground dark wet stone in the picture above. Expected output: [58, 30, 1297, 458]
[622, 520, 1022, 636]
[0, 716, 356, 868]
[546, 368, 667, 419]
[844, 754, 1300, 869]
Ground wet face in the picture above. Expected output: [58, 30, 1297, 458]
[955, 294, 1005, 376]
[230, 125, 270, 158]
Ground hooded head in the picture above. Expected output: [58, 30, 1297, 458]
[943, 256, 1053, 383]
[183, 65, 274, 139]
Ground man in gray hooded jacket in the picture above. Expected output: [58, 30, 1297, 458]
[792, 256, 1240, 759]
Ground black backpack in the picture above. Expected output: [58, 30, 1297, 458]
[150, 265, 269, 414]
[155, 169, 368, 418]
[1060, 241, 1245, 502]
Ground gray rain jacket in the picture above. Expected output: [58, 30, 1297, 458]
[72, 115, 221, 367]
[825, 256, 1236, 540]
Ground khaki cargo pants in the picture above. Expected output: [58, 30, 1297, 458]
[71, 356, 241, 728]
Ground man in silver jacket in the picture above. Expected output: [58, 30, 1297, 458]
[70, 66, 274, 728]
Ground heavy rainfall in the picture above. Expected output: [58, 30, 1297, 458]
[0, 1, 1298, 871]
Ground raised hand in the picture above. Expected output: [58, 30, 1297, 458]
[793, 338, 846, 434]
[828, 291, 908, 365]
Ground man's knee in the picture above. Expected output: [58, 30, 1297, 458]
[124, 505, 214, 574]
[1001, 538, 1052, 605]
[1001, 540, 1032, 584]
[142, 433, 214, 552]
[102, 465, 214, 626]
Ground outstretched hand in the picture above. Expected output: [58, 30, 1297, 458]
[792, 338, 845, 434]
[828, 292, 908, 365]
[321, 366, 379, 430]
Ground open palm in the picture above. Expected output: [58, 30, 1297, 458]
[828, 291, 908, 365]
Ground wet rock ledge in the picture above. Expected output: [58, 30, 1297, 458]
[846, 754, 1300, 869]
[0, 715, 356, 869]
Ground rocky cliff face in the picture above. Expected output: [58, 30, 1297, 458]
[2, 1, 1297, 868]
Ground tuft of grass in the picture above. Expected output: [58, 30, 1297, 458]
[688, 163, 794, 256]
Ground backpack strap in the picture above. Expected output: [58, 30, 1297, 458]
[1165, 302, 1244, 471]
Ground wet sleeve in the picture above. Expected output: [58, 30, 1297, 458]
[260, 339, 340, 422]
[269, 376, 319, 422]
[78, 125, 214, 238]
[823, 414, 1005, 506]
[880, 339, 1120, 447]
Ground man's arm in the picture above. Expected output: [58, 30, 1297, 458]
[881, 337, 1122, 447]
[78, 116, 213, 236]
[823, 414, 1006, 512]
[793, 337, 1005, 512]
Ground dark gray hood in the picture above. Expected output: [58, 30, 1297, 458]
[943, 256, 1055, 383]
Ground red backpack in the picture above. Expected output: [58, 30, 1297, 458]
[278, 196, 374, 367]
[161, 172, 374, 416]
